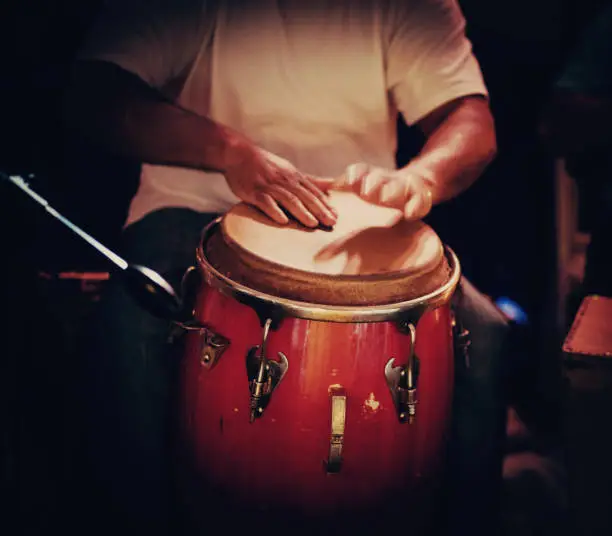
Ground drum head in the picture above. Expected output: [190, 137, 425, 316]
[203, 192, 451, 306]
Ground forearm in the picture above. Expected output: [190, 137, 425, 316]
[64, 61, 243, 172]
[402, 97, 497, 205]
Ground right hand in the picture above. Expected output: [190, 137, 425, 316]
[223, 137, 337, 228]
[331, 163, 434, 221]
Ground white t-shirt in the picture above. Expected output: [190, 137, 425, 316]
[79, 0, 488, 226]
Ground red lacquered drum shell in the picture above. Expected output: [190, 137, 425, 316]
[178, 192, 460, 533]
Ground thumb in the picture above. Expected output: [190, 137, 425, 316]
[403, 189, 433, 221]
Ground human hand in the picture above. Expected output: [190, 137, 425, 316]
[223, 137, 337, 228]
[331, 163, 433, 221]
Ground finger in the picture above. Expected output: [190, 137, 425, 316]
[252, 192, 290, 225]
[403, 189, 433, 221]
[294, 179, 338, 224]
[359, 168, 392, 203]
[268, 186, 319, 228]
[331, 163, 369, 191]
[299, 176, 338, 217]
[297, 188, 338, 226]
[269, 167, 338, 225]
[379, 179, 409, 210]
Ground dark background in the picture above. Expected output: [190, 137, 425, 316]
[1, 0, 609, 534]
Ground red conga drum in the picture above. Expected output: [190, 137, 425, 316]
[178, 192, 461, 534]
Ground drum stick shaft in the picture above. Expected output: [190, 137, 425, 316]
[4, 173, 128, 270]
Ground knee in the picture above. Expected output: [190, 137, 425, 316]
[457, 277, 510, 342]
[454, 278, 511, 381]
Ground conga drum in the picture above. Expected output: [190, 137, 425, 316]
[177, 191, 462, 535]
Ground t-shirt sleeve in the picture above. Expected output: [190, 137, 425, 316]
[556, 4, 612, 96]
[77, 0, 212, 90]
[385, 0, 488, 126]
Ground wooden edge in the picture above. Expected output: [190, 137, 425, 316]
[563, 295, 612, 362]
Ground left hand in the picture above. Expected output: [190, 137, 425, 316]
[331, 163, 434, 221]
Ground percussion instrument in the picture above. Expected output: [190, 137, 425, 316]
[177, 191, 462, 533]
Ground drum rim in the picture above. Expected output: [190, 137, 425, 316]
[196, 218, 461, 323]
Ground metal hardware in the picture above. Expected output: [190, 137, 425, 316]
[326, 385, 347, 474]
[246, 318, 288, 422]
[178, 265, 201, 321]
[173, 320, 230, 369]
[385, 323, 420, 424]
[451, 310, 471, 369]
[199, 329, 230, 369]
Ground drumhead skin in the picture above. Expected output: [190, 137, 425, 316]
[202, 192, 453, 308]
[222, 191, 441, 277]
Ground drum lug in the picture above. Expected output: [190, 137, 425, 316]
[174, 319, 230, 370]
[199, 329, 231, 369]
[325, 385, 347, 474]
[385, 323, 420, 424]
[246, 318, 288, 423]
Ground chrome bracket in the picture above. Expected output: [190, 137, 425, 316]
[385, 323, 420, 424]
[175, 319, 230, 369]
[199, 328, 231, 369]
[246, 318, 288, 423]
[325, 385, 347, 474]
[166, 265, 231, 369]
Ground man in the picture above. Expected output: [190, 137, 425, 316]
[65, 1, 507, 534]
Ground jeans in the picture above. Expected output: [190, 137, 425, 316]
[79, 208, 509, 536]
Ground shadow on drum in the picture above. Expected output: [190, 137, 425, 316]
[313, 219, 433, 276]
